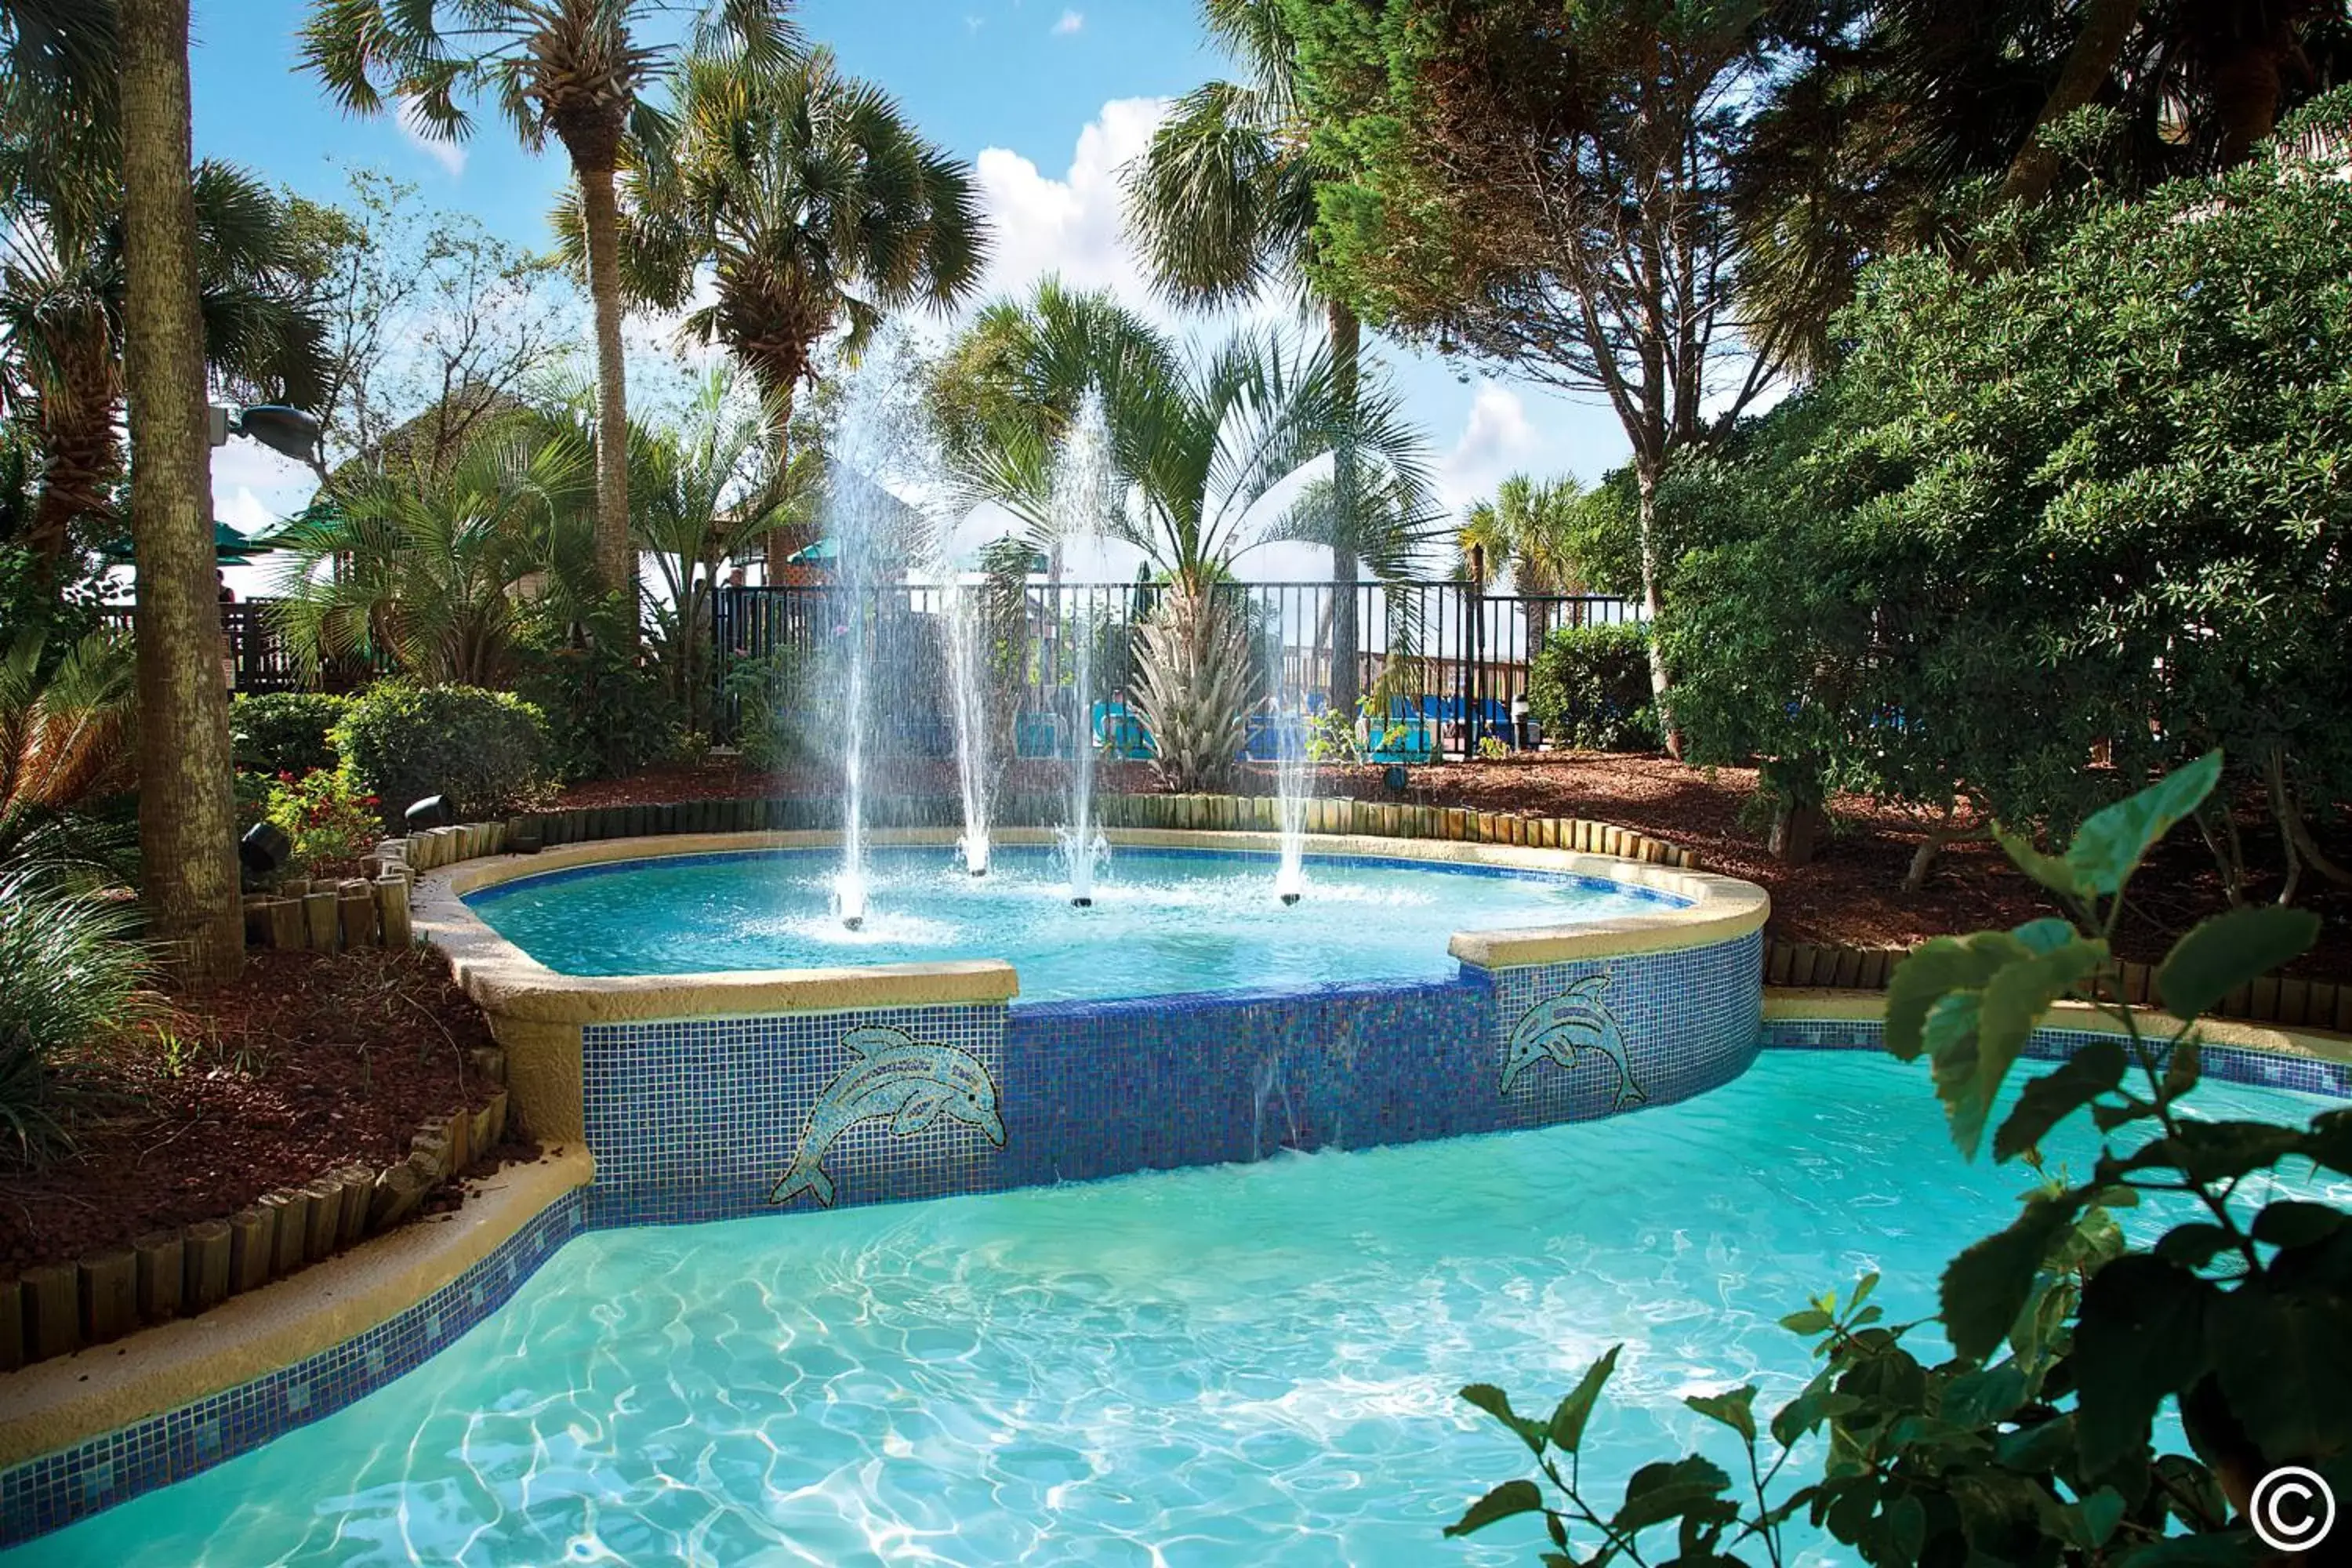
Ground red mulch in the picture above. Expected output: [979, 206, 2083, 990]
[0, 948, 522, 1279]
[557, 750, 2349, 982]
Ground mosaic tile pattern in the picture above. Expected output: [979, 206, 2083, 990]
[583, 1004, 1008, 1221]
[1489, 931, 1765, 1129]
[0, 1189, 586, 1548]
[1763, 1016, 2352, 1098]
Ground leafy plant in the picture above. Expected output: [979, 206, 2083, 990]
[1526, 622, 1660, 753]
[1306, 702, 1365, 764]
[0, 858, 150, 1165]
[0, 626, 136, 869]
[722, 645, 811, 773]
[262, 768, 380, 873]
[510, 612, 681, 784]
[229, 691, 349, 775]
[1448, 753, 2347, 1564]
[332, 680, 549, 828]
[1478, 734, 1514, 761]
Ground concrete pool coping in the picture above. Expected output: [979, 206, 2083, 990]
[417, 826, 1773, 1018]
[3, 993, 2346, 1533]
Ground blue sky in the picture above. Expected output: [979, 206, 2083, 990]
[192, 0, 1630, 579]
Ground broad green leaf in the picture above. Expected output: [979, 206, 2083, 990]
[2064, 1486, 2128, 1549]
[1778, 1308, 1834, 1335]
[1459, 1384, 1544, 1453]
[2073, 1255, 2214, 1472]
[1953, 938, 2108, 1156]
[1545, 1345, 1621, 1455]
[1849, 1272, 1878, 1312]
[1994, 1039, 2129, 1161]
[2010, 916, 2079, 955]
[1994, 1412, 2076, 1472]
[1940, 1193, 2083, 1361]
[1940, 1363, 2028, 1428]
[1684, 1386, 1758, 1444]
[2252, 1200, 2350, 1250]
[2122, 1121, 2307, 1185]
[2207, 1285, 2352, 1459]
[1610, 1456, 1734, 1534]
[2156, 905, 2321, 1022]
[1443, 1479, 1545, 1538]
[2111, 1535, 2263, 1565]
[2092, 1096, 2157, 1133]
[2161, 1036, 2202, 1101]
[2064, 751, 2221, 896]
[2152, 1223, 2235, 1270]
[1994, 823, 2082, 898]
[1885, 934, 2022, 1061]
[1769, 1370, 1855, 1447]
[1950, 1468, 2070, 1552]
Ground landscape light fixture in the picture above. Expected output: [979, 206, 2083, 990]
[405, 795, 451, 830]
[209, 403, 322, 466]
[238, 820, 292, 879]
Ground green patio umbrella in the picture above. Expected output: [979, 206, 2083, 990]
[96, 521, 271, 564]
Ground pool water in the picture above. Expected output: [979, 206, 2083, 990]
[463, 846, 1685, 1001]
[22, 1053, 2341, 1567]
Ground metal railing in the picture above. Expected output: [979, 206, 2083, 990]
[98, 598, 384, 695]
[710, 579, 1643, 762]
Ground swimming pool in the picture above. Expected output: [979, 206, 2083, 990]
[16, 1051, 2339, 1566]
[463, 845, 1688, 1002]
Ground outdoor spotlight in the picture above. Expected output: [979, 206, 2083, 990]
[1384, 764, 1410, 794]
[239, 820, 292, 878]
[405, 795, 450, 829]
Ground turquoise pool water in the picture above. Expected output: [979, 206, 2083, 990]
[20, 1052, 2342, 1567]
[463, 846, 1684, 1000]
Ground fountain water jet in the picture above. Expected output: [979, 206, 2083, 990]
[1271, 652, 1314, 906]
[1049, 394, 1115, 908]
[1061, 608, 1108, 907]
[946, 582, 992, 877]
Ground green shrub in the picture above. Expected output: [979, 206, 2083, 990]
[229, 691, 350, 775]
[723, 647, 812, 772]
[1526, 622, 1659, 751]
[511, 631, 681, 784]
[263, 768, 383, 873]
[1446, 755, 2349, 1563]
[0, 861, 149, 1165]
[332, 681, 550, 827]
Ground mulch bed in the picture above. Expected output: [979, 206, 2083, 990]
[0, 948, 521, 1279]
[556, 750, 2350, 982]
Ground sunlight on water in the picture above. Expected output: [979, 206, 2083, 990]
[466, 845, 1683, 1001]
[26, 1054, 2343, 1567]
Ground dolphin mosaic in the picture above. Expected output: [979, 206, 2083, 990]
[770, 1025, 1006, 1207]
[1501, 974, 1647, 1110]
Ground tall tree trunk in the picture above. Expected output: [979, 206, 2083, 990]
[27, 401, 119, 568]
[1998, 0, 2144, 207]
[118, 0, 241, 985]
[759, 376, 799, 579]
[1634, 461, 1679, 760]
[577, 160, 635, 633]
[1327, 300, 1363, 717]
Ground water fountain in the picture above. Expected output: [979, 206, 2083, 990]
[1271, 655, 1314, 906]
[946, 582, 991, 877]
[1051, 395, 1115, 908]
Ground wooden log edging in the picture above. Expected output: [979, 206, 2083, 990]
[1765, 938, 2351, 1033]
[0, 1054, 511, 1375]
[506, 792, 1709, 871]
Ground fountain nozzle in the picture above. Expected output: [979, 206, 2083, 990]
[969, 866, 987, 877]
[1071, 895, 1092, 908]
[842, 915, 864, 931]
[1279, 891, 1301, 906]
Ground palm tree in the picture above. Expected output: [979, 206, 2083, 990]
[0, 163, 328, 566]
[1122, 0, 1377, 712]
[630, 369, 814, 734]
[274, 422, 596, 688]
[117, 0, 241, 982]
[298, 0, 799, 615]
[598, 42, 986, 570]
[937, 281, 1438, 790]
[1457, 474, 1588, 656]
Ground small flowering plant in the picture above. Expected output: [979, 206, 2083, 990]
[263, 768, 381, 873]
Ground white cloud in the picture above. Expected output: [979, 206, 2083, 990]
[971, 98, 1177, 327]
[1051, 9, 1083, 35]
[1434, 382, 1540, 513]
[394, 96, 467, 178]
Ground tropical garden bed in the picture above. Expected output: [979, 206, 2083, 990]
[0, 947, 521, 1282]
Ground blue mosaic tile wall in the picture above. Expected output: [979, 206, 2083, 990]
[10, 989, 2347, 1550]
[0, 1188, 586, 1548]
[1762, 1016, 2352, 1098]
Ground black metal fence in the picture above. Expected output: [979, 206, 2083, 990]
[710, 579, 1642, 763]
[99, 598, 384, 695]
